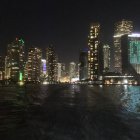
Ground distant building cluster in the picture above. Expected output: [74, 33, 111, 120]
[0, 19, 140, 85]
[79, 19, 140, 84]
[0, 39, 79, 84]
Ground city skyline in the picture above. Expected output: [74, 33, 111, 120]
[0, 0, 140, 64]
[1, 1, 140, 139]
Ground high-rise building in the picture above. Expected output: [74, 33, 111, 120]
[120, 35, 130, 75]
[46, 46, 57, 83]
[6, 38, 25, 82]
[114, 20, 133, 73]
[88, 23, 102, 80]
[26, 47, 42, 82]
[39, 59, 47, 82]
[57, 63, 62, 82]
[59, 63, 68, 83]
[79, 51, 88, 80]
[121, 33, 140, 75]
[117, 33, 140, 76]
[103, 44, 110, 73]
[41, 59, 47, 76]
[69, 62, 76, 82]
[77, 63, 80, 80]
[5, 56, 10, 80]
[0, 56, 5, 80]
[128, 34, 140, 74]
[24, 62, 28, 81]
[61, 63, 66, 77]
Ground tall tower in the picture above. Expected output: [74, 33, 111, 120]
[27, 47, 42, 82]
[103, 44, 110, 73]
[69, 62, 76, 82]
[114, 33, 140, 84]
[128, 34, 140, 74]
[40, 59, 47, 82]
[88, 23, 100, 80]
[61, 63, 66, 77]
[124, 33, 140, 75]
[79, 51, 88, 80]
[6, 38, 25, 82]
[57, 63, 62, 82]
[46, 46, 57, 83]
[41, 59, 47, 76]
[0, 56, 5, 80]
[114, 20, 133, 73]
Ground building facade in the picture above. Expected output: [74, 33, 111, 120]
[6, 38, 25, 82]
[41, 59, 47, 76]
[46, 46, 57, 83]
[88, 23, 102, 80]
[69, 62, 76, 82]
[40, 59, 47, 82]
[26, 47, 42, 82]
[57, 63, 62, 82]
[0, 56, 5, 80]
[118, 33, 140, 76]
[128, 34, 140, 74]
[114, 20, 133, 73]
[103, 44, 110, 73]
[79, 51, 88, 80]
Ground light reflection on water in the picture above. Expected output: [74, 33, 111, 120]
[0, 84, 140, 139]
[85, 85, 140, 114]
[0, 84, 140, 114]
[121, 85, 140, 113]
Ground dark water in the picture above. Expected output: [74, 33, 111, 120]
[0, 84, 140, 140]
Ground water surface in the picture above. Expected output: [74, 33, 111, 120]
[0, 84, 140, 140]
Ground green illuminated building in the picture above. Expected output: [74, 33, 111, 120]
[128, 34, 140, 74]
[6, 38, 25, 82]
[121, 33, 140, 75]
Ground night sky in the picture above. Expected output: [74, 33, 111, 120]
[0, 0, 140, 64]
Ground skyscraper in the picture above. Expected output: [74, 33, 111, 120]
[24, 62, 28, 81]
[79, 51, 88, 80]
[120, 35, 130, 75]
[41, 59, 47, 76]
[40, 59, 47, 82]
[114, 20, 133, 73]
[61, 63, 66, 77]
[103, 44, 110, 73]
[69, 62, 76, 82]
[26, 47, 42, 82]
[0, 56, 5, 80]
[88, 23, 101, 80]
[5, 56, 10, 80]
[116, 33, 140, 75]
[46, 46, 57, 83]
[127, 33, 140, 74]
[6, 38, 25, 82]
[57, 63, 62, 82]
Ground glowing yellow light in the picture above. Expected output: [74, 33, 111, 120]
[18, 81, 24, 86]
